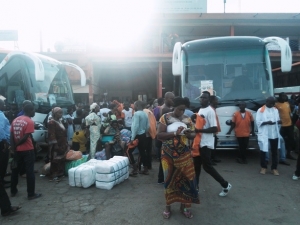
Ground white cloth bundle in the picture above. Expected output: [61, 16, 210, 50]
[166, 121, 187, 133]
[68, 164, 96, 188]
[95, 156, 129, 190]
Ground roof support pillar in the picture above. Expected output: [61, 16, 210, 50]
[157, 62, 163, 98]
[87, 61, 94, 104]
[230, 25, 235, 36]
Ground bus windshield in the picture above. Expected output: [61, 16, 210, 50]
[28, 60, 75, 108]
[182, 46, 272, 104]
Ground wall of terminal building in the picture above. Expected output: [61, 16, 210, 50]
[92, 62, 173, 103]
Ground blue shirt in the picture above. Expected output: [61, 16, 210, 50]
[0, 111, 10, 143]
[17, 110, 24, 117]
[131, 110, 149, 141]
[184, 109, 194, 117]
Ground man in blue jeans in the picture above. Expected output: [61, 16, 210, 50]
[10, 104, 41, 200]
[266, 135, 290, 166]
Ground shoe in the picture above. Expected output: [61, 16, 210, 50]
[211, 160, 217, 166]
[1, 206, 21, 217]
[279, 161, 290, 166]
[272, 169, 279, 176]
[219, 183, 232, 197]
[28, 193, 42, 200]
[157, 180, 164, 184]
[260, 168, 266, 175]
[292, 174, 300, 180]
[286, 154, 297, 160]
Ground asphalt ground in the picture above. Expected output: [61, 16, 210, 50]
[1, 150, 299, 225]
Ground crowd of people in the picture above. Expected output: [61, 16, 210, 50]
[1, 91, 300, 219]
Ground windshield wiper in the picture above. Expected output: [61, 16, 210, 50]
[219, 98, 262, 107]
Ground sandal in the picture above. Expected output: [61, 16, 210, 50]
[180, 208, 193, 219]
[163, 211, 171, 219]
[180, 204, 193, 219]
[129, 170, 138, 177]
[1, 206, 21, 217]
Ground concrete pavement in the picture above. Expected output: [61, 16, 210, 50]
[1, 150, 299, 225]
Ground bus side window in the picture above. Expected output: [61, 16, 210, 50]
[0, 73, 7, 97]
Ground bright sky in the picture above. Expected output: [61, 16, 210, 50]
[0, 0, 298, 52]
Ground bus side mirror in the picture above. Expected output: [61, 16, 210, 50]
[172, 42, 182, 76]
[264, 37, 292, 72]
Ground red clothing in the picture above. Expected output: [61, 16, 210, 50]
[10, 116, 34, 151]
[232, 111, 254, 137]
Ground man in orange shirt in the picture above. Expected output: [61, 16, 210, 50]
[275, 93, 296, 160]
[227, 101, 255, 164]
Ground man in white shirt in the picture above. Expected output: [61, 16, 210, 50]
[256, 97, 281, 175]
[122, 102, 133, 130]
[194, 91, 232, 197]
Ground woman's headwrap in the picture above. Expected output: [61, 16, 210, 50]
[173, 97, 188, 108]
[52, 107, 62, 115]
[90, 103, 98, 112]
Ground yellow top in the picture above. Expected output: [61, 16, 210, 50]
[275, 102, 291, 127]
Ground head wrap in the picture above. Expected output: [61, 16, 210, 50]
[52, 107, 62, 115]
[173, 97, 188, 108]
[52, 107, 62, 117]
[90, 103, 98, 112]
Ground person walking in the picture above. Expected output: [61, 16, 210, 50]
[275, 93, 296, 160]
[256, 97, 281, 175]
[128, 101, 150, 175]
[157, 97, 199, 219]
[10, 104, 41, 200]
[48, 107, 69, 181]
[193, 91, 232, 196]
[85, 103, 101, 159]
[226, 101, 255, 164]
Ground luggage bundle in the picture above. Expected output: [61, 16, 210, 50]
[68, 164, 96, 188]
[65, 154, 89, 175]
[68, 156, 129, 189]
[95, 156, 129, 190]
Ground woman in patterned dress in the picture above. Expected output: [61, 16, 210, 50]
[85, 103, 101, 159]
[157, 97, 199, 219]
[48, 107, 69, 182]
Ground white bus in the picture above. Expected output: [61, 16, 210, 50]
[0, 51, 86, 145]
[273, 62, 300, 98]
[172, 36, 292, 148]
